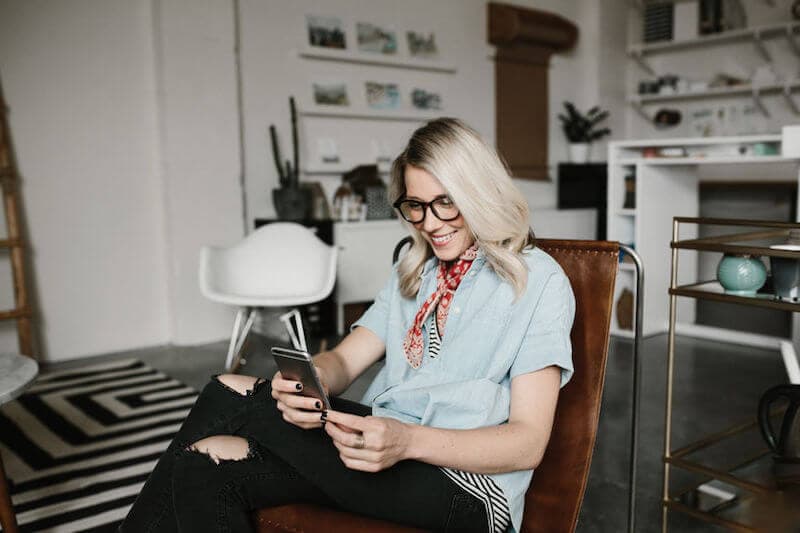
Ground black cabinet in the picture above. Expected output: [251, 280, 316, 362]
[557, 163, 607, 240]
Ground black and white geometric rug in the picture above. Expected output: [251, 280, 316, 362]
[0, 359, 197, 532]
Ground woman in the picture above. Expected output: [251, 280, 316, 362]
[121, 118, 574, 533]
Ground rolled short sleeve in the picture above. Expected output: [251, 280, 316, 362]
[510, 271, 575, 388]
[350, 269, 398, 343]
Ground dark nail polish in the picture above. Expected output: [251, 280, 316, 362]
[295, 383, 302, 391]
[315, 400, 321, 409]
[320, 411, 327, 422]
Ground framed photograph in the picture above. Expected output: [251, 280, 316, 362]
[357, 22, 397, 54]
[365, 82, 400, 110]
[689, 107, 714, 137]
[411, 88, 442, 110]
[316, 138, 340, 164]
[312, 82, 349, 106]
[407, 31, 438, 58]
[307, 15, 346, 49]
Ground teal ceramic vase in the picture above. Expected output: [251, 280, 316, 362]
[717, 254, 767, 295]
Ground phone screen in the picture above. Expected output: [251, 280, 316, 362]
[270, 346, 331, 410]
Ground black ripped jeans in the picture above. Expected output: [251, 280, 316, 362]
[119, 376, 489, 532]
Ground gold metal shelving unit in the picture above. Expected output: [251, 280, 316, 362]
[663, 217, 800, 532]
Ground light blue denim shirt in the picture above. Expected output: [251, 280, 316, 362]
[353, 246, 575, 532]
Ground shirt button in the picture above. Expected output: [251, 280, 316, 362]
[453, 306, 460, 314]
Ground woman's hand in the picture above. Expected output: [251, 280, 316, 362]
[270, 368, 328, 430]
[324, 410, 412, 472]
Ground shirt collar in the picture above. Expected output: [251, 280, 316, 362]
[420, 246, 486, 277]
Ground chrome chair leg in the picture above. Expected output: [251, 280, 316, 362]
[225, 309, 246, 371]
[233, 310, 257, 360]
[620, 243, 643, 533]
[225, 308, 257, 371]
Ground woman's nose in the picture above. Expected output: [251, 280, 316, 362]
[422, 205, 443, 232]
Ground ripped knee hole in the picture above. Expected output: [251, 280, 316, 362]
[214, 374, 267, 397]
[187, 435, 260, 464]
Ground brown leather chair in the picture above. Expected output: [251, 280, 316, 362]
[255, 240, 619, 533]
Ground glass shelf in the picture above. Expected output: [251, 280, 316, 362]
[671, 218, 800, 259]
[670, 281, 800, 312]
[665, 415, 800, 531]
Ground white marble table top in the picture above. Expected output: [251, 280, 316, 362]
[0, 353, 39, 404]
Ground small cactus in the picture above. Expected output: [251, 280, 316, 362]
[269, 96, 299, 189]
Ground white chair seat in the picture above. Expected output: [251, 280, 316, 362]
[198, 222, 338, 369]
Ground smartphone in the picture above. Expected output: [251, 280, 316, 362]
[270, 346, 331, 410]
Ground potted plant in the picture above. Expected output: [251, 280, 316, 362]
[558, 101, 611, 163]
[270, 96, 311, 221]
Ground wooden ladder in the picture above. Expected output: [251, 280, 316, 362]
[0, 84, 35, 358]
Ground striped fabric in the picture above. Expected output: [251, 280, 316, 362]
[427, 315, 511, 532]
[427, 310, 442, 357]
[439, 467, 512, 533]
[0, 359, 196, 532]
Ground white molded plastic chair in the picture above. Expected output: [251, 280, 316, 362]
[199, 222, 338, 370]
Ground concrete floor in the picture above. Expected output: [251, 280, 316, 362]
[44, 332, 790, 532]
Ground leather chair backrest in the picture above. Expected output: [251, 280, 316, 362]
[522, 239, 618, 533]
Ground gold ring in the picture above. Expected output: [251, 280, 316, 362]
[355, 435, 365, 449]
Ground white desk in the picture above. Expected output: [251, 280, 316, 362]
[334, 220, 409, 335]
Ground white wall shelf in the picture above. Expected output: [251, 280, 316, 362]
[298, 47, 457, 73]
[298, 107, 439, 122]
[629, 21, 800, 57]
[617, 208, 636, 216]
[617, 155, 793, 165]
[630, 81, 800, 104]
[629, 81, 800, 119]
[302, 166, 389, 175]
[611, 134, 781, 147]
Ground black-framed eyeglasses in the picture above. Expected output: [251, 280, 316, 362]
[393, 195, 460, 223]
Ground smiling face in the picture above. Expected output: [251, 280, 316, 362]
[403, 165, 474, 262]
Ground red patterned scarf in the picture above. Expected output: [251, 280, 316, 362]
[403, 245, 479, 369]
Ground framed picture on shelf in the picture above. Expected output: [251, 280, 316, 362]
[316, 137, 340, 164]
[411, 88, 442, 110]
[365, 81, 400, 110]
[307, 15, 346, 49]
[356, 22, 397, 54]
[312, 82, 349, 106]
[406, 30, 438, 58]
[689, 107, 715, 137]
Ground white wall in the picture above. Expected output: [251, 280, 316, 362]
[0, 0, 170, 361]
[0, 0, 609, 360]
[153, 0, 243, 344]
[0, 0, 245, 360]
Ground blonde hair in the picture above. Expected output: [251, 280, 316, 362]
[390, 117, 534, 298]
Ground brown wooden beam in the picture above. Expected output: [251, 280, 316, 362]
[488, 2, 577, 181]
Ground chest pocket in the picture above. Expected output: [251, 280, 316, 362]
[441, 300, 513, 380]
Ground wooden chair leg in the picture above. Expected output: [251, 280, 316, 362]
[0, 452, 19, 533]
